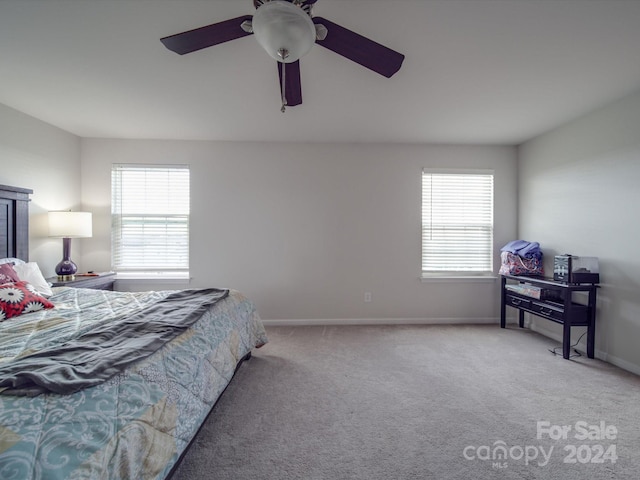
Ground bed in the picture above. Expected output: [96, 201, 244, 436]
[0, 184, 268, 479]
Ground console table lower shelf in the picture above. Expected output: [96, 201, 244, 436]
[500, 274, 598, 360]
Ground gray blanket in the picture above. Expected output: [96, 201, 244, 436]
[0, 288, 229, 396]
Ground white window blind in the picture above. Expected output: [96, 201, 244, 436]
[422, 169, 494, 274]
[111, 164, 190, 275]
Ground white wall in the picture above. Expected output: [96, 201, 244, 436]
[81, 139, 517, 321]
[518, 89, 640, 374]
[5, 88, 640, 370]
[0, 103, 81, 276]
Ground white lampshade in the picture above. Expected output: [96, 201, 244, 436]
[48, 211, 93, 238]
[252, 0, 316, 63]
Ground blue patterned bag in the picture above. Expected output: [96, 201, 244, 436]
[499, 251, 544, 276]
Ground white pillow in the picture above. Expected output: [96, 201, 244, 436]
[0, 257, 26, 265]
[13, 262, 53, 297]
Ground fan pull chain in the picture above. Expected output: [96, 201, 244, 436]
[281, 64, 287, 113]
[278, 48, 289, 113]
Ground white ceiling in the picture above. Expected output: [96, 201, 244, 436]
[2, 0, 640, 145]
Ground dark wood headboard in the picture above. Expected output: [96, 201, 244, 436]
[0, 184, 33, 261]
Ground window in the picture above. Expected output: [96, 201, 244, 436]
[421, 169, 494, 275]
[111, 164, 190, 278]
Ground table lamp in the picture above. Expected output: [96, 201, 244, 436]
[48, 211, 93, 278]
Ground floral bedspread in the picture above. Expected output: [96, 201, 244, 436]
[0, 287, 268, 480]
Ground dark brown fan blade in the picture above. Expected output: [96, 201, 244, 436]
[277, 61, 303, 107]
[161, 15, 253, 55]
[312, 17, 404, 78]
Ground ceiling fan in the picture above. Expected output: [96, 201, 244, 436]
[160, 0, 405, 112]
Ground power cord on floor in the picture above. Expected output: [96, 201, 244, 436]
[548, 331, 587, 358]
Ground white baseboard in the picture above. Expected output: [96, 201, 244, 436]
[261, 317, 499, 327]
[598, 352, 640, 377]
[526, 319, 640, 376]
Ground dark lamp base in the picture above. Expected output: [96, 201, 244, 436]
[55, 259, 78, 276]
[56, 237, 78, 276]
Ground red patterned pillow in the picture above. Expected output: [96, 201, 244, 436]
[0, 281, 55, 321]
[0, 263, 20, 284]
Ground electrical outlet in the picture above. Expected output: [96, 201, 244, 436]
[364, 292, 372, 303]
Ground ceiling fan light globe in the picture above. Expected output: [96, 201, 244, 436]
[253, 0, 316, 63]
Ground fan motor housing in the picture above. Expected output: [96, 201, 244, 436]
[253, 0, 316, 63]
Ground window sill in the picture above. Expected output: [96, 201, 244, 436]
[115, 272, 190, 285]
[420, 274, 497, 283]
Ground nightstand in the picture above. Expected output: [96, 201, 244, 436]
[48, 272, 116, 291]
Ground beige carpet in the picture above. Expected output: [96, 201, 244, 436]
[172, 324, 640, 479]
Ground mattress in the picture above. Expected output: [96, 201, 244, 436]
[0, 286, 268, 480]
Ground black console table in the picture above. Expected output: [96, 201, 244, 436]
[500, 274, 598, 359]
